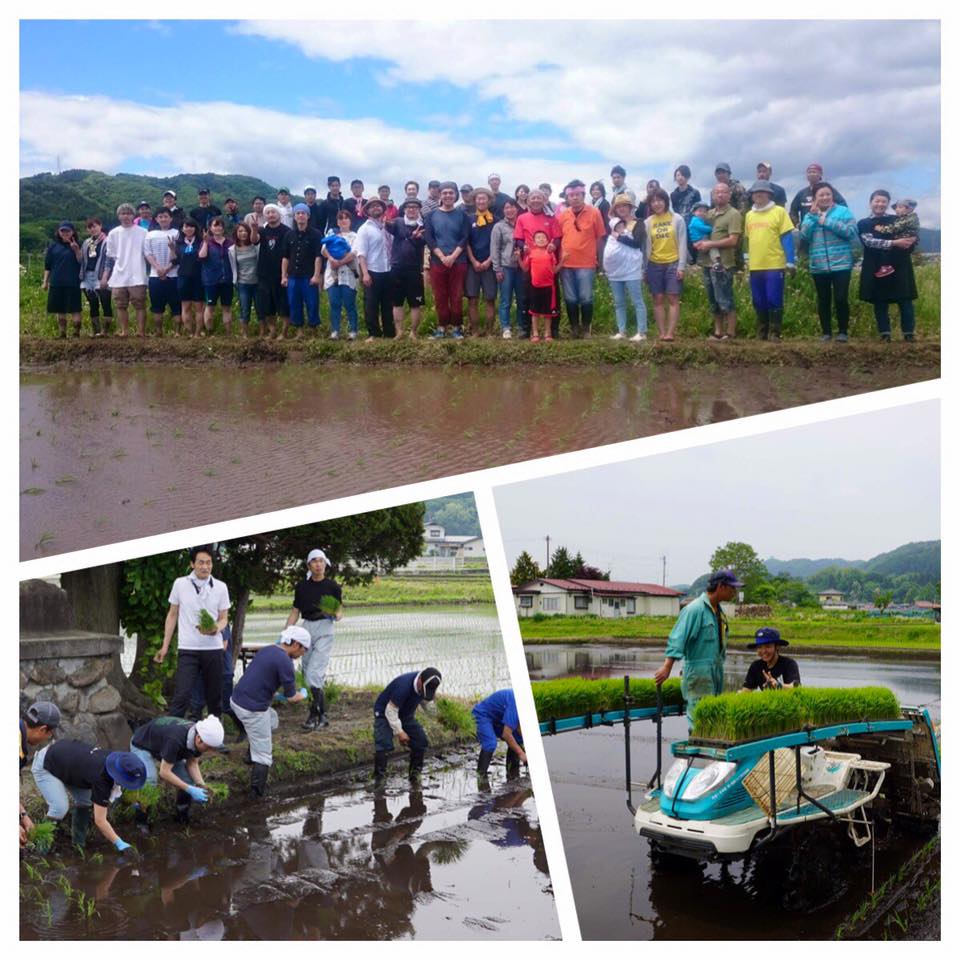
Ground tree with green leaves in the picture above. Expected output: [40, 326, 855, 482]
[511, 551, 541, 585]
[546, 546, 579, 579]
[708, 542, 769, 600]
[873, 589, 894, 613]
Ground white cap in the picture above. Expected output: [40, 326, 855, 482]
[195, 715, 224, 749]
[304, 185, 318, 193]
[280, 625, 311, 648]
[307, 548, 330, 566]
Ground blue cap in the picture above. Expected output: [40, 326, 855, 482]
[750, 626, 788, 647]
[293, 203, 311, 215]
[105, 751, 147, 791]
[708, 569, 744, 589]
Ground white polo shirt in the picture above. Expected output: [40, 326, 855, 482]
[354, 219, 392, 273]
[168, 574, 230, 651]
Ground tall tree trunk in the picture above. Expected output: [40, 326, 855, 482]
[231, 587, 251, 665]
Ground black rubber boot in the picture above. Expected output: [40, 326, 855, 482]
[374, 750, 389, 780]
[314, 687, 329, 728]
[408, 749, 425, 782]
[302, 691, 320, 730]
[756, 309, 770, 340]
[249, 762, 269, 799]
[71, 805, 93, 849]
[506, 750, 522, 780]
[477, 749, 495, 775]
[174, 790, 193, 824]
[768, 308, 783, 341]
[565, 302, 580, 339]
[580, 302, 594, 338]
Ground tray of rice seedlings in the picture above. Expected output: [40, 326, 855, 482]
[691, 686, 901, 743]
[532, 677, 684, 722]
[197, 608, 217, 632]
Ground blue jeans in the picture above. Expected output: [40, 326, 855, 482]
[32, 746, 91, 818]
[237, 282, 258, 323]
[129, 744, 195, 790]
[373, 715, 428, 753]
[287, 276, 320, 328]
[609, 277, 647, 334]
[560, 267, 596, 305]
[873, 300, 915, 338]
[497, 267, 523, 330]
[327, 284, 358, 335]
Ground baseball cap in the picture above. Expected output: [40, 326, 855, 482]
[198, 188, 210, 195]
[26, 701, 61, 728]
[708, 569, 744, 588]
[416, 667, 442, 701]
[715, 162, 732, 174]
[304, 185, 318, 194]
[280, 625, 311, 649]
[757, 160, 773, 171]
[57, 221, 76, 233]
[460, 184, 474, 192]
[277, 186, 291, 194]
[428, 180, 441, 189]
[105, 751, 147, 791]
[292, 203, 311, 215]
[195, 715, 225, 748]
[163, 189, 177, 199]
[749, 180, 775, 195]
[138, 200, 151, 209]
[750, 626, 788, 647]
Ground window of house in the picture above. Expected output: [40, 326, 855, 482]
[543, 597, 560, 611]
[574, 595, 589, 610]
[519, 595, 533, 608]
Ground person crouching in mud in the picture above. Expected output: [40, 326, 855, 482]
[472, 688, 526, 779]
[373, 668, 442, 782]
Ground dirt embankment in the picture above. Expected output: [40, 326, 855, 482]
[20, 335, 941, 371]
[20, 691, 477, 821]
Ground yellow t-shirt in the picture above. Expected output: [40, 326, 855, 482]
[648, 213, 678, 264]
[744, 205, 793, 270]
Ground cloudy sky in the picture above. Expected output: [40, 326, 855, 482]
[20, 19, 941, 225]
[493, 401, 940, 585]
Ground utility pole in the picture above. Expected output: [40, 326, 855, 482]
[661, 555, 667, 586]
[545, 535, 551, 572]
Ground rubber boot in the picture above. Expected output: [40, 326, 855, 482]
[302, 690, 320, 731]
[408, 749, 425, 782]
[58, 317, 67, 340]
[174, 790, 192, 824]
[71, 805, 93, 849]
[312, 687, 329, 728]
[506, 750, 522, 780]
[72, 320, 82, 338]
[91, 316, 102, 337]
[565, 302, 580, 339]
[477, 749, 495, 776]
[755, 309, 770, 340]
[374, 750, 389, 781]
[580, 302, 594, 338]
[768, 308, 783, 341]
[249, 762, 269, 799]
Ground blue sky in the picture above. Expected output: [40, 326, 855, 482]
[20, 19, 941, 224]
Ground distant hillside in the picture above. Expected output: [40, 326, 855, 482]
[764, 556, 864, 578]
[20, 169, 286, 253]
[424, 494, 479, 537]
[860, 540, 940, 579]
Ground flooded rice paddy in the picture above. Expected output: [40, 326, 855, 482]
[19, 361, 914, 558]
[529, 644, 939, 940]
[20, 758, 558, 940]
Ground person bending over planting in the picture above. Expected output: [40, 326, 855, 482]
[654, 569, 742, 724]
[373, 668, 442, 782]
[740, 627, 801, 691]
[19, 701, 61, 847]
[31, 739, 146, 852]
[129, 714, 224, 823]
[286, 548, 343, 731]
[229, 625, 309, 798]
[472, 689, 526, 778]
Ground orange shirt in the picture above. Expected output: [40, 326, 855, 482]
[525, 247, 557, 288]
[557, 205, 606, 268]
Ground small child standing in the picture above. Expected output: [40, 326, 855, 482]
[521, 230, 559, 342]
[873, 199, 920, 278]
[687, 202, 720, 268]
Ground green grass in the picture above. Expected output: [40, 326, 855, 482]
[518, 612, 940, 651]
[249, 576, 494, 610]
[691, 686, 901, 742]
[18, 259, 942, 340]
[434, 696, 477, 736]
[532, 677, 684, 721]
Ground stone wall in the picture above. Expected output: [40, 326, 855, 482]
[20, 580, 131, 751]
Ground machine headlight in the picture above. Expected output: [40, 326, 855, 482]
[681, 761, 737, 801]
[662, 759, 688, 798]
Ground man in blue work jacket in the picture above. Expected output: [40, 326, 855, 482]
[472, 689, 526, 778]
[373, 667, 442, 781]
[653, 569, 742, 724]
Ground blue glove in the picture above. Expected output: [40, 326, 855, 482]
[186, 785, 209, 803]
[274, 691, 287, 702]
[187, 866, 208, 882]
[298, 687, 308, 700]
[114, 838, 131, 852]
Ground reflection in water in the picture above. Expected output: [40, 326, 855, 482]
[534, 645, 940, 940]
[20, 762, 557, 941]
[21, 360, 913, 557]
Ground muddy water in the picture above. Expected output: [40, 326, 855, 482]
[20, 361, 902, 558]
[20, 759, 558, 940]
[530, 645, 939, 940]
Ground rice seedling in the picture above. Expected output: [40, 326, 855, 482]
[532, 677, 684, 721]
[208, 782, 230, 802]
[435, 697, 476, 736]
[27, 820, 56, 851]
[691, 686, 901, 742]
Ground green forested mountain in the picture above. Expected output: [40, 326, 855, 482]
[20, 169, 286, 252]
[424, 494, 480, 537]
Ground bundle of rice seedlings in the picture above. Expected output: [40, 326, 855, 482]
[27, 820, 56, 850]
[691, 686, 901, 742]
[532, 677, 683, 721]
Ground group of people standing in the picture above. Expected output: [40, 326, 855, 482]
[19, 545, 526, 853]
[39, 162, 922, 344]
